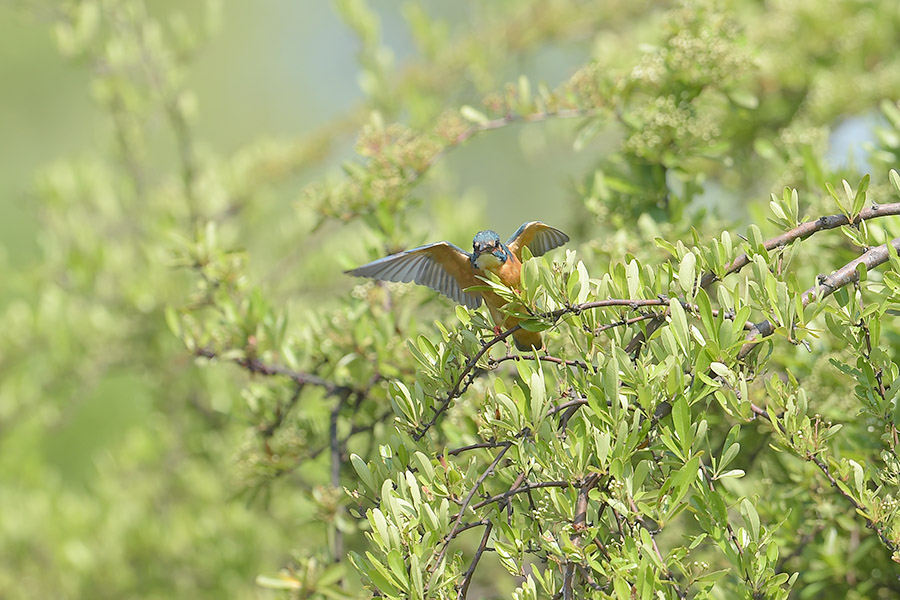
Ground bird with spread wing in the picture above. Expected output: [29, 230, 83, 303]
[346, 221, 569, 350]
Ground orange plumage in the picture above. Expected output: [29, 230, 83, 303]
[347, 222, 569, 351]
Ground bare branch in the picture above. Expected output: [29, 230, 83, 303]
[738, 407, 900, 556]
[457, 521, 493, 600]
[194, 347, 355, 397]
[573, 473, 601, 532]
[739, 237, 900, 359]
[489, 354, 590, 370]
[330, 390, 351, 566]
[469, 480, 572, 511]
[700, 203, 900, 289]
[446, 441, 508, 456]
[431, 442, 512, 571]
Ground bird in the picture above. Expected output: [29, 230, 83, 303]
[346, 221, 569, 350]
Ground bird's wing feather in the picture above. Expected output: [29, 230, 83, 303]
[507, 221, 570, 259]
[346, 242, 482, 309]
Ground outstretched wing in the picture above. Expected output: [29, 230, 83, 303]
[506, 221, 570, 259]
[346, 242, 482, 309]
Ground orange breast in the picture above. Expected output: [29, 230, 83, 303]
[474, 253, 542, 349]
[495, 254, 521, 288]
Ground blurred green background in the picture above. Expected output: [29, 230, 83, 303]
[0, 1, 593, 269]
[0, 2, 597, 598]
[4, 0, 898, 598]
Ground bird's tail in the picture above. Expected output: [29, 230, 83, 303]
[512, 329, 542, 351]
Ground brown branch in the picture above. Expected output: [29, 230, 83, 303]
[739, 237, 900, 359]
[594, 312, 664, 334]
[450, 520, 491, 538]
[194, 347, 354, 397]
[469, 480, 572, 511]
[489, 354, 590, 370]
[700, 203, 900, 289]
[573, 473, 601, 532]
[807, 454, 899, 555]
[447, 441, 509, 456]
[740, 407, 900, 556]
[547, 398, 589, 417]
[457, 521, 494, 600]
[431, 442, 512, 571]
[330, 391, 351, 568]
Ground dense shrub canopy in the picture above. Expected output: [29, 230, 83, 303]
[2, 1, 900, 599]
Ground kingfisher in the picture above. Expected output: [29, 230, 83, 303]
[346, 221, 569, 350]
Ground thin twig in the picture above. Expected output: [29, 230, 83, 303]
[547, 398, 589, 417]
[489, 354, 590, 370]
[457, 521, 494, 600]
[628, 202, 900, 354]
[739, 236, 900, 359]
[431, 442, 512, 571]
[594, 312, 663, 334]
[447, 440, 508, 456]
[469, 480, 572, 511]
[727, 403, 898, 559]
[194, 347, 354, 396]
[700, 203, 900, 289]
[330, 391, 351, 567]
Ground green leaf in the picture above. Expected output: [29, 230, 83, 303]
[530, 371, 546, 427]
[164, 305, 182, 338]
[852, 174, 870, 217]
[369, 508, 390, 548]
[890, 169, 900, 197]
[669, 455, 700, 507]
[679, 251, 697, 294]
[255, 574, 302, 590]
[719, 441, 740, 472]
[668, 297, 689, 351]
[740, 498, 760, 539]
[351, 454, 375, 492]
[672, 397, 691, 456]
[364, 552, 402, 595]
[459, 105, 489, 125]
[595, 431, 611, 467]
[412, 451, 434, 482]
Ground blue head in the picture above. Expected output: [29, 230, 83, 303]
[471, 230, 509, 268]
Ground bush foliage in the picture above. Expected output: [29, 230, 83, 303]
[4, 1, 900, 599]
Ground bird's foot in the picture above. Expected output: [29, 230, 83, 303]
[493, 325, 503, 337]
